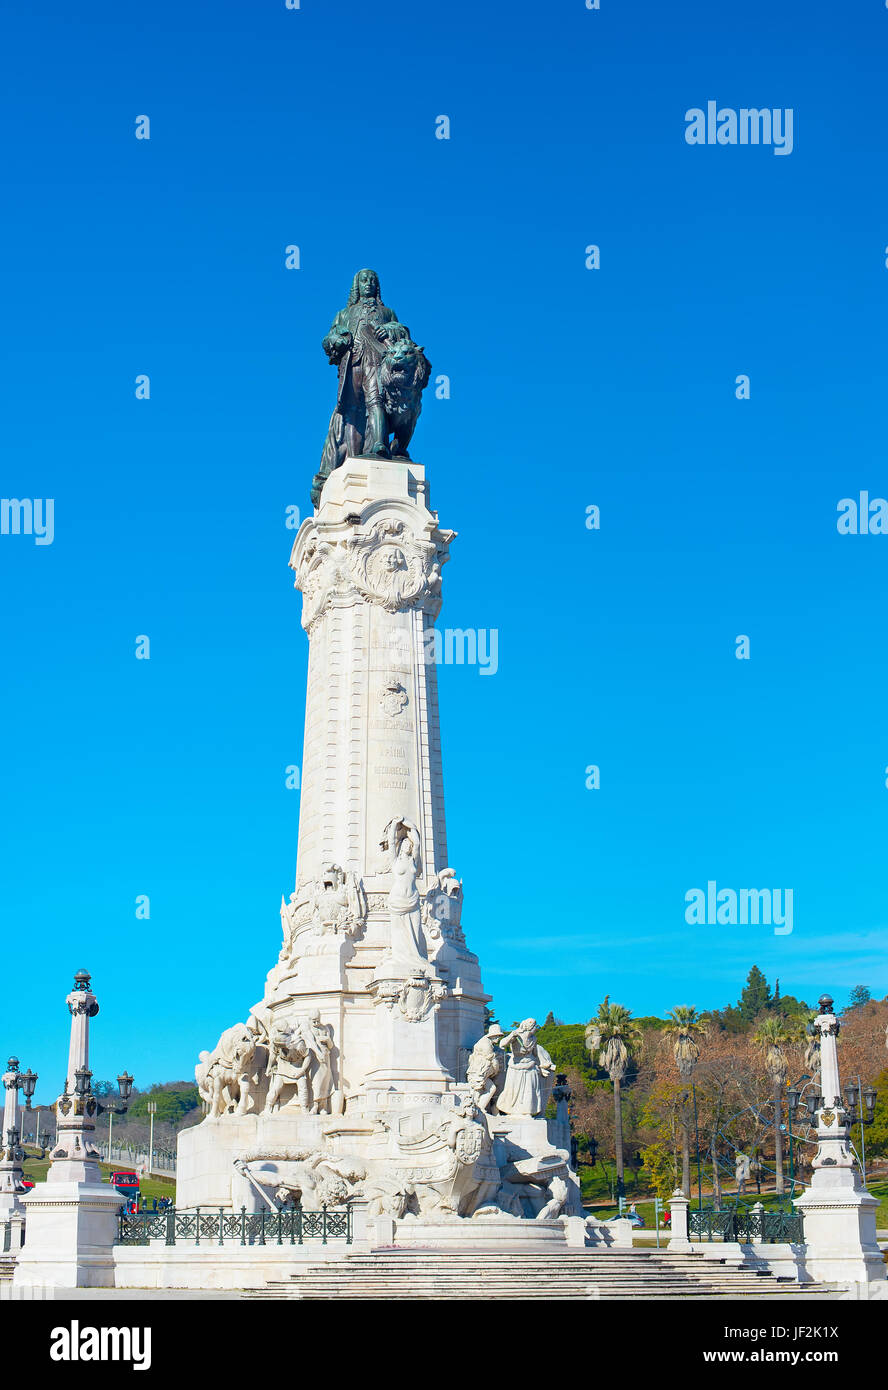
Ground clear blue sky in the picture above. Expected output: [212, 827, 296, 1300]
[1, 0, 886, 1096]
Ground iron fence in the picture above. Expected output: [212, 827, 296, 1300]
[116, 1204, 352, 1247]
[688, 1205, 804, 1244]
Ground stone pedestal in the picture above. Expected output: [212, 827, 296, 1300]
[667, 1190, 691, 1252]
[13, 1183, 124, 1290]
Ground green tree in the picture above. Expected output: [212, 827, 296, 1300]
[663, 1006, 709, 1197]
[867, 1068, 888, 1158]
[640, 1141, 679, 1203]
[585, 997, 643, 1197]
[752, 1016, 799, 1195]
[739, 966, 772, 1022]
[537, 1020, 597, 1087]
[128, 1086, 200, 1125]
[846, 985, 872, 1011]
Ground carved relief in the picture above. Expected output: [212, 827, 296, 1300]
[397, 969, 447, 1023]
[422, 868, 464, 945]
[235, 1148, 365, 1212]
[291, 516, 451, 631]
[279, 864, 367, 964]
[264, 1012, 336, 1115]
[379, 675, 409, 717]
[196, 1022, 268, 1119]
[348, 519, 443, 613]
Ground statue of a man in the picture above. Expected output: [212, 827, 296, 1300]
[301, 1011, 335, 1115]
[313, 269, 404, 504]
[466, 1024, 505, 1112]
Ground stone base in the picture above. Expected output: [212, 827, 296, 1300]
[13, 1181, 124, 1290]
[795, 1173, 887, 1285]
[112, 1240, 364, 1291]
[381, 1214, 573, 1250]
[177, 1112, 335, 1210]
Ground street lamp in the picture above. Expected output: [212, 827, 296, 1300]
[0, 1056, 39, 1214]
[98, 1071, 135, 1159]
[805, 1090, 823, 1122]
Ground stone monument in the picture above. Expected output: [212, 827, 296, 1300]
[794, 993, 886, 1285]
[14, 971, 133, 1289]
[178, 271, 583, 1244]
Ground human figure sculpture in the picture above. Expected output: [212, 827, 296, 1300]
[381, 816, 427, 966]
[265, 1023, 312, 1113]
[466, 1024, 505, 1113]
[301, 1011, 335, 1114]
[496, 1019, 556, 1119]
[313, 269, 431, 506]
[265, 1014, 336, 1115]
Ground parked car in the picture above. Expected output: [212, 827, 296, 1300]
[622, 1210, 645, 1228]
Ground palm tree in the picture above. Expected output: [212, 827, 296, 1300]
[585, 997, 642, 1199]
[664, 1006, 709, 1198]
[752, 1016, 797, 1195]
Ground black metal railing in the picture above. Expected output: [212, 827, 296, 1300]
[116, 1204, 352, 1247]
[688, 1205, 803, 1244]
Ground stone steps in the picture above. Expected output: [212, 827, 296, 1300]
[246, 1249, 835, 1301]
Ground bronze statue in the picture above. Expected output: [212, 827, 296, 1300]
[312, 269, 431, 507]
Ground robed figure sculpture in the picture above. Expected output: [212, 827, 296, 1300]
[312, 269, 432, 507]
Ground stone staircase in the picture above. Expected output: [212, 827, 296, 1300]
[248, 1248, 838, 1300]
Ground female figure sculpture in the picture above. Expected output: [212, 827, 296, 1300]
[382, 816, 427, 966]
[496, 1019, 555, 1119]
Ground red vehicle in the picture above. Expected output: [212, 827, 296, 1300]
[110, 1170, 140, 1204]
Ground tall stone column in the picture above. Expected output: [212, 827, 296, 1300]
[286, 457, 487, 1099]
[794, 993, 885, 1286]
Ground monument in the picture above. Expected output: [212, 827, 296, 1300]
[178, 271, 584, 1244]
[794, 994, 886, 1285]
[14, 971, 134, 1289]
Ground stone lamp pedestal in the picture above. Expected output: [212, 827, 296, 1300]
[14, 972, 126, 1290]
[793, 994, 886, 1287]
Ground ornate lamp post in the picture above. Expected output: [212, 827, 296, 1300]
[13, 970, 135, 1291]
[841, 1078, 876, 1184]
[793, 993, 886, 1286]
[0, 1057, 38, 1220]
[105, 1072, 134, 1160]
